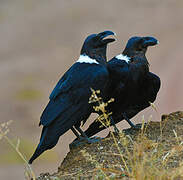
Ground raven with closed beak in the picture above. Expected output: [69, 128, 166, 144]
[29, 31, 116, 164]
[84, 36, 160, 137]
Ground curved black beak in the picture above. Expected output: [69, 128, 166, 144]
[142, 37, 159, 48]
[97, 30, 116, 44]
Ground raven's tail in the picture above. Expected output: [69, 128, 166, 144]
[28, 127, 59, 164]
[29, 115, 77, 163]
[29, 146, 45, 164]
[29, 104, 86, 164]
[29, 127, 47, 164]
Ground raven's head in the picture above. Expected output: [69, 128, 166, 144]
[122, 36, 158, 57]
[81, 31, 116, 62]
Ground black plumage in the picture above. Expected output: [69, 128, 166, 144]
[29, 31, 116, 164]
[84, 36, 161, 137]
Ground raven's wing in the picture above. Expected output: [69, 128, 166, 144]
[49, 71, 69, 100]
[111, 71, 161, 124]
[145, 72, 161, 102]
[39, 63, 109, 127]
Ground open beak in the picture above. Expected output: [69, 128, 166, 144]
[103, 33, 117, 40]
[98, 30, 117, 43]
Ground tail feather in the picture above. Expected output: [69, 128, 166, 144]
[29, 104, 84, 163]
[29, 123, 62, 164]
[29, 146, 45, 164]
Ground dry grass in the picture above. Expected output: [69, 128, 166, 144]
[0, 120, 36, 180]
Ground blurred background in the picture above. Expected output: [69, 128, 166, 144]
[0, 0, 183, 179]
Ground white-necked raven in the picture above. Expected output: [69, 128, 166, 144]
[29, 31, 116, 164]
[84, 36, 160, 137]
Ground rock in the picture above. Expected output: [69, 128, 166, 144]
[37, 111, 183, 180]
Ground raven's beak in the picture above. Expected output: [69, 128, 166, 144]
[97, 30, 117, 43]
[142, 37, 159, 47]
[102, 30, 116, 38]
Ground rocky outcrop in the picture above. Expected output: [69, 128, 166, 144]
[37, 111, 183, 180]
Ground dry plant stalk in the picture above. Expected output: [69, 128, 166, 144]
[0, 120, 36, 180]
[89, 88, 130, 175]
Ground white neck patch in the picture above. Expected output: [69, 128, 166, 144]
[76, 55, 99, 64]
[115, 54, 131, 63]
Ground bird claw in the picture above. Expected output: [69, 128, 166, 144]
[114, 126, 120, 134]
[125, 118, 141, 130]
[128, 123, 146, 131]
[133, 123, 145, 130]
[69, 136, 101, 149]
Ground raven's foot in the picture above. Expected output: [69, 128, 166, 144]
[124, 117, 146, 130]
[69, 136, 101, 149]
[130, 123, 142, 130]
[108, 126, 121, 137]
[133, 123, 147, 130]
[130, 123, 148, 130]
[122, 113, 140, 130]
[124, 118, 143, 130]
[109, 116, 120, 134]
[113, 125, 120, 134]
